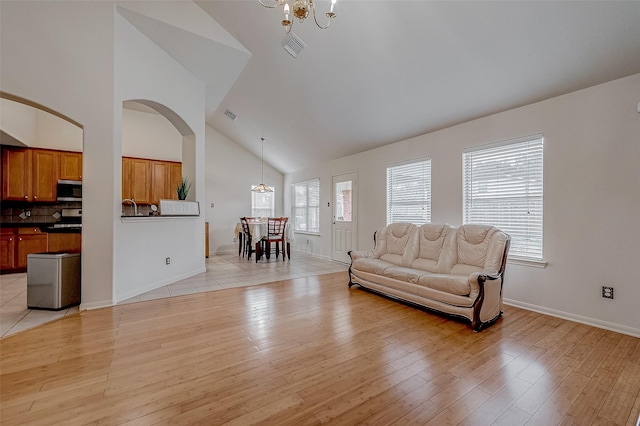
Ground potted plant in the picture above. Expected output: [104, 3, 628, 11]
[176, 176, 191, 200]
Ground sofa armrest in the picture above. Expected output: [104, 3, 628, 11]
[470, 271, 504, 331]
[348, 250, 374, 262]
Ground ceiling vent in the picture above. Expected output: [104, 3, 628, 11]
[283, 32, 307, 58]
[224, 109, 237, 121]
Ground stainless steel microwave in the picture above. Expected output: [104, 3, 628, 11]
[57, 180, 82, 202]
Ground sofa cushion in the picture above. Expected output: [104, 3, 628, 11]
[410, 224, 454, 273]
[416, 273, 471, 296]
[456, 224, 509, 274]
[352, 258, 395, 276]
[374, 222, 417, 267]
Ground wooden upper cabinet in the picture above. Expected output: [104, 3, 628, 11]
[150, 160, 169, 204]
[59, 151, 82, 181]
[128, 158, 151, 204]
[2, 147, 32, 201]
[122, 157, 131, 199]
[169, 162, 182, 201]
[32, 149, 59, 202]
[2, 147, 59, 202]
[122, 157, 182, 205]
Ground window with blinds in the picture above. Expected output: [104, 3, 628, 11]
[463, 134, 544, 261]
[386, 159, 431, 225]
[292, 178, 320, 233]
[251, 185, 275, 217]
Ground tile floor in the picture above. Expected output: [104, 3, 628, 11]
[1, 252, 348, 338]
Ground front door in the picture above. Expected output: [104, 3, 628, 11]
[332, 172, 357, 263]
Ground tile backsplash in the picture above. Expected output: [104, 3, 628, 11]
[1, 202, 82, 225]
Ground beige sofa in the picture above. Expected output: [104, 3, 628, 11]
[348, 223, 510, 331]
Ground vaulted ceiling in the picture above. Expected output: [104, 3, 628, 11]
[145, 1, 640, 174]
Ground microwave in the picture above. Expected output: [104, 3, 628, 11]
[57, 180, 82, 202]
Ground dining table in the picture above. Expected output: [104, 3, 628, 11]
[234, 218, 294, 259]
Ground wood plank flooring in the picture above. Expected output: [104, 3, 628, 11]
[1, 272, 639, 425]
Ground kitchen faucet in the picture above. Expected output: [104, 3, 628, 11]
[122, 198, 140, 216]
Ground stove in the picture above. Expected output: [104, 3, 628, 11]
[50, 208, 82, 230]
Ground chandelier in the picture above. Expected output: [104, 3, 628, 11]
[258, 0, 337, 34]
[252, 138, 273, 193]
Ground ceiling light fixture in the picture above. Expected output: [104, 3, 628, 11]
[258, 0, 336, 34]
[252, 137, 273, 193]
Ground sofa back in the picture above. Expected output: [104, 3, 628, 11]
[372, 223, 509, 276]
[410, 224, 455, 273]
[449, 224, 509, 276]
[373, 222, 417, 267]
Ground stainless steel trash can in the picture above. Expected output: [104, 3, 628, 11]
[27, 252, 81, 310]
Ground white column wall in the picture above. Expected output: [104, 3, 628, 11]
[113, 9, 206, 302]
[285, 74, 640, 336]
[1, 1, 117, 308]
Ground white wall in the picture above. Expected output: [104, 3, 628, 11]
[113, 7, 206, 302]
[285, 73, 640, 336]
[0, 99, 38, 145]
[205, 126, 284, 254]
[1, 1, 241, 307]
[122, 108, 182, 161]
[1, 1, 117, 308]
[1, 98, 83, 151]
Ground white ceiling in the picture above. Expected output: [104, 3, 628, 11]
[174, 2, 640, 173]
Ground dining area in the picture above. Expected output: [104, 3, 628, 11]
[234, 217, 294, 262]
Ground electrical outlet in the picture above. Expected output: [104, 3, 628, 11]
[602, 286, 614, 299]
[166, 257, 171, 265]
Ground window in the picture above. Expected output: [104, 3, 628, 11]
[386, 159, 431, 225]
[292, 179, 320, 233]
[251, 185, 275, 217]
[463, 134, 544, 261]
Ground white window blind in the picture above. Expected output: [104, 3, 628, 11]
[251, 185, 275, 217]
[386, 159, 431, 225]
[292, 179, 320, 233]
[463, 134, 544, 260]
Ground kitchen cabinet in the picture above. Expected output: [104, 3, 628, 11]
[122, 157, 182, 205]
[122, 157, 152, 204]
[0, 231, 17, 270]
[150, 160, 169, 204]
[48, 233, 81, 253]
[31, 149, 59, 202]
[2, 147, 32, 201]
[59, 151, 82, 181]
[16, 228, 48, 269]
[2, 147, 59, 202]
[169, 162, 182, 200]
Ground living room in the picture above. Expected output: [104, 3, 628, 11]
[1, 1, 639, 424]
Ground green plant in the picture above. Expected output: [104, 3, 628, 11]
[176, 176, 191, 200]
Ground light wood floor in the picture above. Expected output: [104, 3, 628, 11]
[1, 272, 639, 425]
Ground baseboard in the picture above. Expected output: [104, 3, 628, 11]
[80, 299, 114, 311]
[503, 298, 640, 338]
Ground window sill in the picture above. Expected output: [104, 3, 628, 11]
[294, 231, 320, 236]
[507, 257, 547, 268]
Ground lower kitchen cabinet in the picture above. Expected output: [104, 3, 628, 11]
[16, 229, 48, 269]
[0, 228, 49, 272]
[0, 232, 17, 270]
[48, 233, 81, 253]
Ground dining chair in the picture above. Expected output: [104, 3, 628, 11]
[239, 217, 255, 259]
[257, 217, 288, 262]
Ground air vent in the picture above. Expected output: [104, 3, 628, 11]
[224, 109, 237, 121]
[283, 32, 307, 58]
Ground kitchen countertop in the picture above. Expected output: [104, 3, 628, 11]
[1, 223, 81, 233]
